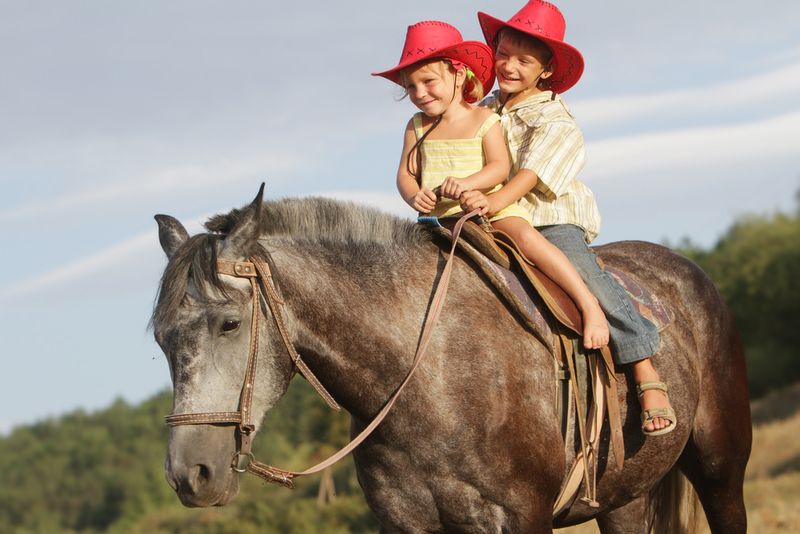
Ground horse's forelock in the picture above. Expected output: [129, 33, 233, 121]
[151, 233, 231, 330]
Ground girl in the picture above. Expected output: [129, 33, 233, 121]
[373, 20, 609, 349]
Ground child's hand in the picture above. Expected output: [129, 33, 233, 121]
[439, 177, 468, 200]
[459, 190, 491, 216]
[409, 189, 438, 213]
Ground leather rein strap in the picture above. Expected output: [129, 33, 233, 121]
[165, 210, 480, 488]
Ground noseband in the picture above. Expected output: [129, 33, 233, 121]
[165, 211, 478, 488]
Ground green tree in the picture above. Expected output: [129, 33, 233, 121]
[679, 203, 800, 397]
[0, 383, 377, 533]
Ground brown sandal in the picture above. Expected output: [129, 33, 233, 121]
[637, 381, 676, 436]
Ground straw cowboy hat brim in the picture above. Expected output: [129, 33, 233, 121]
[478, 2, 584, 93]
[372, 20, 496, 97]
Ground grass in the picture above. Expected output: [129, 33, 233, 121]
[557, 383, 800, 533]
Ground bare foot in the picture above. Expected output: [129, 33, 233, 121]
[631, 359, 675, 433]
[581, 300, 609, 350]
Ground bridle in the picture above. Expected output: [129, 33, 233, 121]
[165, 211, 478, 488]
[164, 254, 339, 487]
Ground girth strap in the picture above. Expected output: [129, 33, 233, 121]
[600, 345, 624, 471]
[562, 333, 599, 508]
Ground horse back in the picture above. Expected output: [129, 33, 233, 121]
[558, 240, 752, 521]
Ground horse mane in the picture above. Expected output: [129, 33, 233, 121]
[152, 197, 429, 329]
[205, 196, 426, 246]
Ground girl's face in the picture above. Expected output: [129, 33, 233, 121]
[494, 33, 552, 97]
[403, 62, 462, 117]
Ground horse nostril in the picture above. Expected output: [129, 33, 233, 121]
[187, 463, 212, 494]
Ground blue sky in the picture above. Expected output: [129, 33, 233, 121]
[1, 0, 799, 433]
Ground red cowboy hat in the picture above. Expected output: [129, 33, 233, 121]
[478, 0, 584, 93]
[372, 20, 495, 97]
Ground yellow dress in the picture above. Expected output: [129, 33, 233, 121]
[413, 112, 533, 224]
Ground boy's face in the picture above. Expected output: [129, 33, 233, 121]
[494, 32, 552, 97]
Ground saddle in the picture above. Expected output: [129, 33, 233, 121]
[424, 216, 675, 514]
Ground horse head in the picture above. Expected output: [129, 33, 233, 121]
[152, 185, 295, 506]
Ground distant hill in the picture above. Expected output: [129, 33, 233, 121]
[0, 382, 377, 533]
[2, 380, 799, 532]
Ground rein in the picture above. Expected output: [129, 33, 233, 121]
[165, 210, 480, 488]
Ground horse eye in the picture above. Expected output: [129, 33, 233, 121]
[221, 319, 241, 333]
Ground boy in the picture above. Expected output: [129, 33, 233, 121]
[462, 0, 675, 435]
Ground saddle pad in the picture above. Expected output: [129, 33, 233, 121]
[425, 218, 675, 348]
[606, 266, 674, 332]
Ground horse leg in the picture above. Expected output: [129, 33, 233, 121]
[678, 326, 751, 534]
[679, 437, 749, 534]
[594, 496, 650, 534]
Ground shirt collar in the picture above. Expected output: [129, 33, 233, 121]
[492, 90, 558, 113]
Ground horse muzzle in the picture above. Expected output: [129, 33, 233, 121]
[165, 425, 240, 507]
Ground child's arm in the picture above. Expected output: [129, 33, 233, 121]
[397, 118, 437, 213]
[462, 115, 585, 215]
[439, 121, 510, 200]
[459, 169, 538, 216]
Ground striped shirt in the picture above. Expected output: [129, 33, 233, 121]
[484, 90, 601, 242]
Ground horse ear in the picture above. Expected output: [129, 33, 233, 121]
[220, 183, 265, 258]
[154, 214, 189, 259]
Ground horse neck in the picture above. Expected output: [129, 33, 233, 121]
[266, 238, 437, 418]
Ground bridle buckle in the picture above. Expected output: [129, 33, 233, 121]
[232, 451, 255, 473]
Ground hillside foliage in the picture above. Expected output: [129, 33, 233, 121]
[0, 384, 378, 533]
[674, 199, 800, 397]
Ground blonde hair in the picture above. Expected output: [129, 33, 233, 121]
[397, 59, 486, 186]
[397, 59, 484, 104]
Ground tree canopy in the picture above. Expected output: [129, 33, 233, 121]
[676, 201, 800, 397]
[0, 384, 378, 533]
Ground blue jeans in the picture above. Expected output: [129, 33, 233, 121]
[537, 224, 661, 365]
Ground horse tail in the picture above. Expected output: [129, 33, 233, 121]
[647, 466, 702, 534]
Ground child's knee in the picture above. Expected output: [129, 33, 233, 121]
[499, 220, 539, 247]
[515, 228, 541, 250]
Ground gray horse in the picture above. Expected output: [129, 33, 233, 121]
[152, 189, 751, 533]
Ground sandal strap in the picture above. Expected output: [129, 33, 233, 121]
[641, 407, 676, 421]
[636, 381, 668, 397]
[641, 405, 677, 436]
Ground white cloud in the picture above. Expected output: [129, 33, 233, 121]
[0, 149, 300, 222]
[0, 217, 206, 303]
[586, 109, 800, 180]
[0, 233, 156, 302]
[572, 61, 800, 129]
